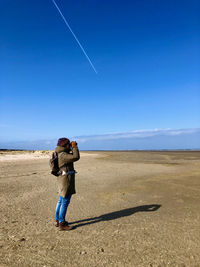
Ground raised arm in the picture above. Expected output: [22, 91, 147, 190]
[60, 146, 80, 164]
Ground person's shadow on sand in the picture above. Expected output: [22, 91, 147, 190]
[70, 204, 161, 229]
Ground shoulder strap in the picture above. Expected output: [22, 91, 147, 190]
[58, 152, 70, 171]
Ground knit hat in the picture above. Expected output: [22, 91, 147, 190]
[57, 137, 70, 147]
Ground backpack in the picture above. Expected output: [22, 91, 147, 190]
[49, 152, 61, 176]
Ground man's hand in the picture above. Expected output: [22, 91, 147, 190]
[71, 141, 77, 148]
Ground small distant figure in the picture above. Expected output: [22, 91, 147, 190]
[54, 137, 80, 231]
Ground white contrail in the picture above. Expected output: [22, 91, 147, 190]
[51, 0, 98, 74]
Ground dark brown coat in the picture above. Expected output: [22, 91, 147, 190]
[55, 145, 80, 198]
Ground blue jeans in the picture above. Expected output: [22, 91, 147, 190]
[55, 195, 72, 223]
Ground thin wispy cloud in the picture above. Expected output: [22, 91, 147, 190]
[74, 128, 200, 143]
[0, 128, 199, 150]
[51, 0, 97, 74]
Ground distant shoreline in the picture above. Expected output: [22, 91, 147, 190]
[1, 149, 200, 152]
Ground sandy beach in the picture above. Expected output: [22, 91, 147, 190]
[0, 150, 200, 266]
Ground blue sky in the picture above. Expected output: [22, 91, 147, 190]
[0, 0, 200, 149]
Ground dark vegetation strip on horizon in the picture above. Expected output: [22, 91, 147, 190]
[1, 149, 200, 152]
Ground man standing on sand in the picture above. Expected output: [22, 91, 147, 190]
[54, 137, 80, 231]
